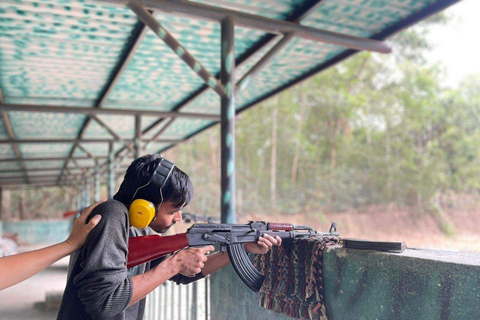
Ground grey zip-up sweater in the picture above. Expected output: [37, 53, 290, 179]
[57, 199, 203, 320]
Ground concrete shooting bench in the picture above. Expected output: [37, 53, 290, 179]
[210, 247, 480, 320]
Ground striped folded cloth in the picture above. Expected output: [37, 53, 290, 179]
[255, 236, 338, 320]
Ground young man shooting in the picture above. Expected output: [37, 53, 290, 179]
[57, 154, 281, 320]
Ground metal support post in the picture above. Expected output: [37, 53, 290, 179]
[135, 115, 142, 159]
[85, 179, 91, 205]
[170, 284, 175, 319]
[80, 187, 85, 208]
[108, 142, 115, 199]
[94, 161, 100, 202]
[191, 281, 198, 320]
[178, 285, 182, 319]
[164, 283, 168, 320]
[220, 17, 236, 224]
[205, 276, 209, 320]
[76, 188, 81, 210]
[186, 284, 190, 320]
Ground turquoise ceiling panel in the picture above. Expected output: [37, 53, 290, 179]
[0, 123, 9, 139]
[0, 145, 16, 158]
[0, 161, 21, 171]
[0, 171, 23, 178]
[182, 37, 281, 114]
[83, 114, 162, 140]
[73, 147, 87, 157]
[162, 118, 215, 138]
[79, 142, 109, 157]
[19, 143, 73, 158]
[142, 116, 162, 130]
[181, 90, 220, 115]
[0, 0, 454, 186]
[0, 0, 137, 106]
[103, 13, 277, 110]
[82, 119, 115, 139]
[141, 116, 163, 139]
[145, 142, 171, 153]
[8, 112, 85, 139]
[25, 160, 65, 169]
[68, 157, 95, 167]
[95, 115, 134, 139]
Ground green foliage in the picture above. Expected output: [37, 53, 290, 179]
[182, 12, 480, 228]
[146, 12, 480, 227]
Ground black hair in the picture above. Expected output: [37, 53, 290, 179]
[114, 154, 193, 209]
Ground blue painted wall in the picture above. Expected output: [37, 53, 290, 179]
[1, 220, 72, 244]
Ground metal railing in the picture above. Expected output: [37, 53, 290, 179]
[145, 274, 210, 320]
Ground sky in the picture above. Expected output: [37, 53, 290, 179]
[425, 0, 480, 88]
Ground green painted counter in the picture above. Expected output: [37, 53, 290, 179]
[323, 247, 480, 320]
[210, 248, 480, 320]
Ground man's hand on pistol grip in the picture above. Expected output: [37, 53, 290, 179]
[169, 245, 214, 277]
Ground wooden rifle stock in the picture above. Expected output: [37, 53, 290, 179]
[127, 233, 189, 269]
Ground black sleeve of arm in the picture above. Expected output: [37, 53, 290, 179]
[73, 201, 132, 320]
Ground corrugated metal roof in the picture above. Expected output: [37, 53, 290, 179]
[0, 0, 459, 187]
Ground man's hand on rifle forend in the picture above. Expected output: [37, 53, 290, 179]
[244, 234, 282, 255]
[169, 245, 215, 277]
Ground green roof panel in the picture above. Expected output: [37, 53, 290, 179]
[0, 0, 459, 186]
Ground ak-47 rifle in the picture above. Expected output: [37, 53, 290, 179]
[127, 221, 406, 292]
[127, 221, 337, 291]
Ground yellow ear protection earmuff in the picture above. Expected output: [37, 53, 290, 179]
[128, 157, 175, 228]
